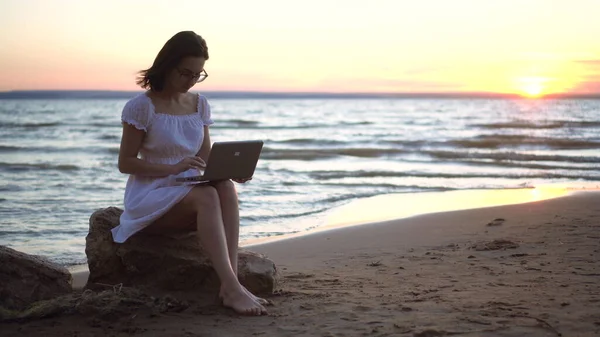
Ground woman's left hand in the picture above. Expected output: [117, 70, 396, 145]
[232, 177, 252, 183]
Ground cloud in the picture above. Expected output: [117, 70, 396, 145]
[576, 59, 600, 65]
[576, 59, 600, 74]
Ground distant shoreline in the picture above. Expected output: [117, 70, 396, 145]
[1, 90, 600, 100]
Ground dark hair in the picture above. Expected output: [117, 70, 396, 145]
[136, 31, 209, 92]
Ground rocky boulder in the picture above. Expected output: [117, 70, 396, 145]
[85, 207, 279, 294]
[0, 245, 72, 311]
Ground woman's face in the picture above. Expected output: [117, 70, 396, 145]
[165, 56, 206, 93]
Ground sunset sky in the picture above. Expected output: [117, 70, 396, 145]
[1, 0, 599, 96]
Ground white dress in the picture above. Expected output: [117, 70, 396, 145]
[111, 92, 214, 243]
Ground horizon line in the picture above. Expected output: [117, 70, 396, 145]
[1, 89, 600, 100]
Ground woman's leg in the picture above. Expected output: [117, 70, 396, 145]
[211, 180, 240, 272]
[143, 185, 266, 315]
[212, 180, 269, 304]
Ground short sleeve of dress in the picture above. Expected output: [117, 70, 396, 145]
[198, 95, 214, 126]
[121, 96, 151, 131]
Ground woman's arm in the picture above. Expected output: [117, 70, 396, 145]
[117, 123, 176, 177]
[196, 125, 211, 162]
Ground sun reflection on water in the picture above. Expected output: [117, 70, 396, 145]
[323, 185, 575, 229]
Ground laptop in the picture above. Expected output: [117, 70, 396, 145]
[175, 140, 264, 183]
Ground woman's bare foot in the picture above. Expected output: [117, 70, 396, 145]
[243, 285, 271, 306]
[220, 286, 267, 316]
[220, 285, 270, 306]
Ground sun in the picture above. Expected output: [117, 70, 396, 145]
[517, 77, 549, 98]
[522, 82, 544, 97]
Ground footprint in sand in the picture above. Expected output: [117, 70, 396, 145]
[470, 239, 519, 251]
[353, 305, 372, 312]
[486, 218, 506, 227]
[284, 273, 315, 280]
[413, 329, 447, 337]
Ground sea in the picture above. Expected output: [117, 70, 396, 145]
[1, 91, 599, 266]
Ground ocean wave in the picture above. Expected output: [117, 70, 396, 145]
[89, 122, 120, 128]
[0, 144, 111, 154]
[218, 119, 260, 126]
[0, 121, 62, 128]
[309, 169, 600, 181]
[261, 147, 406, 160]
[245, 206, 332, 221]
[320, 186, 461, 199]
[269, 138, 347, 146]
[319, 182, 454, 191]
[0, 145, 69, 153]
[0, 184, 23, 192]
[0, 229, 84, 236]
[318, 190, 411, 204]
[0, 229, 38, 236]
[0, 162, 80, 171]
[97, 134, 120, 140]
[455, 159, 600, 171]
[473, 120, 600, 129]
[107, 147, 120, 154]
[426, 150, 600, 163]
[380, 140, 434, 147]
[214, 121, 372, 130]
[0, 145, 23, 152]
[448, 135, 600, 149]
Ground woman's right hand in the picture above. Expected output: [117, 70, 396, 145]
[171, 157, 206, 174]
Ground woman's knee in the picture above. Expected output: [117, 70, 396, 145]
[213, 179, 237, 196]
[184, 185, 220, 211]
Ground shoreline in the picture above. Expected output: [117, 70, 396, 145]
[68, 184, 593, 289]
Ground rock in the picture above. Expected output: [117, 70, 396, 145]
[0, 245, 72, 311]
[85, 207, 279, 294]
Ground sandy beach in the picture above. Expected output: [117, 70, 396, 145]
[2, 189, 599, 336]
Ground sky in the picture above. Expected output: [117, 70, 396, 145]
[1, 0, 599, 96]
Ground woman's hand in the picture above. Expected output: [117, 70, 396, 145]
[232, 177, 252, 184]
[171, 157, 206, 174]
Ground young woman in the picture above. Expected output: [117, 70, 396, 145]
[112, 31, 267, 316]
